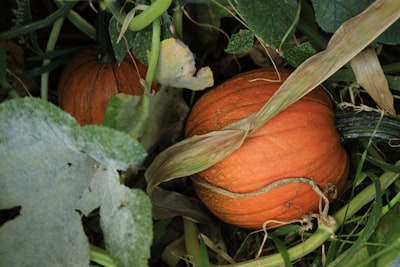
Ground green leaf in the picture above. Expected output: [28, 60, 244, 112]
[76, 177, 152, 267]
[225, 29, 254, 54]
[387, 75, 400, 91]
[368, 203, 400, 266]
[78, 125, 147, 170]
[233, 0, 298, 49]
[0, 98, 150, 267]
[109, 15, 172, 64]
[312, 0, 400, 44]
[271, 236, 293, 267]
[103, 87, 189, 151]
[377, 20, 400, 45]
[312, 0, 372, 32]
[109, 17, 151, 64]
[282, 42, 316, 67]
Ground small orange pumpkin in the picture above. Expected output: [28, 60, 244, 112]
[185, 68, 349, 229]
[58, 48, 149, 125]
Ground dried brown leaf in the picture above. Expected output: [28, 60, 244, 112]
[350, 47, 395, 115]
[146, 129, 247, 193]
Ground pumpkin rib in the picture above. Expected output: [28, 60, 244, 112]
[185, 68, 349, 229]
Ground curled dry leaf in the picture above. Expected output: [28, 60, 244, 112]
[350, 47, 396, 115]
[146, 129, 247, 193]
[153, 38, 214, 90]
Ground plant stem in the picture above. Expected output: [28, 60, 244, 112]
[145, 9, 161, 92]
[172, 1, 184, 39]
[381, 191, 400, 217]
[104, 0, 172, 31]
[279, 0, 302, 52]
[96, 10, 115, 64]
[128, 0, 172, 31]
[90, 244, 116, 267]
[1, 75, 21, 98]
[41, 16, 65, 100]
[335, 111, 400, 143]
[184, 218, 203, 266]
[54, 0, 96, 40]
[297, 0, 328, 50]
[0, 1, 76, 40]
[131, 2, 161, 142]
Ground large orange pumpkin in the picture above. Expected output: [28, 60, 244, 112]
[185, 68, 349, 229]
[58, 48, 149, 125]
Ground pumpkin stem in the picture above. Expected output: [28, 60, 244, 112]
[96, 9, 115, 64]
[335, 111, 400, 146]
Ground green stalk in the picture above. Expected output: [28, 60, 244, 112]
[41, 16, 65, 100]
[381, 191, 400, 217]
[172, 1, 184, 39]
[1, 75, 22, 98]
[278, 0, 302, 52]
[0, 1, 76, 40]
[335, 111, 400, 143]
[145, 10, 161, 92]
[104, 0, 172, 31]
[96, 10, 115, 64]
[128, 0, 172, 31]
[297, 0, 328, 50]
[90, 244, 116, 267]
[184, 218, 204, 267]
[130, 2, 161, 141]
[54, 0, 96, 40]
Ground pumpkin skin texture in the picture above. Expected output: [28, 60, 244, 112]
[185, 68, 349, 229]
[58, 48, 149, 125]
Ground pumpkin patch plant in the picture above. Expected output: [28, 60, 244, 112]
[185, 68, 350, 229]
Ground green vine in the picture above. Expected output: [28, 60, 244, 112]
[103, 0, 172, 32]
[54, 0, 96, 40]
[40, 17, 65, 100]
[0, 1, 77, 40]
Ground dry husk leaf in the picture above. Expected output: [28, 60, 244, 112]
[350, 47, 396, 115]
